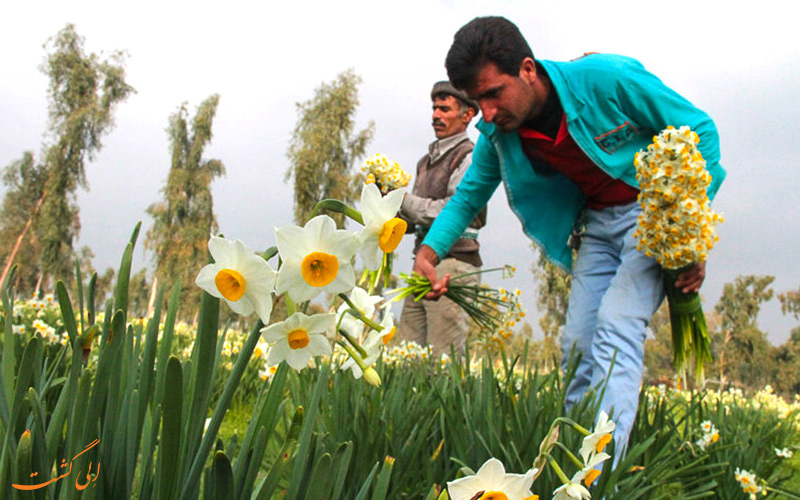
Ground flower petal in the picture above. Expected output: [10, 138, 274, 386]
[196, 264, 223, 298]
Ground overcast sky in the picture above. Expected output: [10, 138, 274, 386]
[1, 0, 799, 344]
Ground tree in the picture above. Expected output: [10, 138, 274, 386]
[712, 275, 775, 388]
[0, 153, 47, 293]
[146, 95, 225, 315]
[0, 24, 133, 290]
[286, 69, 374, 227]
[772, 285, 800, 394]
[530, 247, 571, 371]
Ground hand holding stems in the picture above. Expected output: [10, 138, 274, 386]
[674, 260, 706, 294]
[412, 245, 450, 300]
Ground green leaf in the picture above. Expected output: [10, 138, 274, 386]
[212, 451, 235, 500]
[158, 357, 183, 500]
[370, 456, 395, 500]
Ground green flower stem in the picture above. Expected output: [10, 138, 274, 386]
[553, 441, 585, 469]
[553, 417, 591, 436]
[766, 485, 800, 499]
[448, 266, 509, 281]
[338, 340, 369, 373]
[308, 199, 364, 225]
[663, 266, 712, 387]
[543, 452, 571, 484]
[337, 293, 383, 332]
[338, 328, 369, 359]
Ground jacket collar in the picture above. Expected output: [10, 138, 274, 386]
[475, 59, 586, 138]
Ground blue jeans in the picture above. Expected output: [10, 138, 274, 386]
[561, 202, 664, 460]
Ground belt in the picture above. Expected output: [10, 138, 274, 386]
[415, 226, 479, 240]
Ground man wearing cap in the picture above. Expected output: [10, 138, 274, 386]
[397, 81, 485, 356]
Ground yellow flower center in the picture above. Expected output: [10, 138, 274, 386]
[479, 492, 508, 500]
[287, 329, 310, 350]
[382, 326, 396, 345]
[584, 469, 601, 486]
[301, 252, 339, 287]
[379, 218, 407, 253]
[215, 269, 246, 302]
[596, 433, 612, 454]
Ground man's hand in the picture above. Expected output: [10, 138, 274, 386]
[674, 261, 706, 294]
[413, 245, 450, 300]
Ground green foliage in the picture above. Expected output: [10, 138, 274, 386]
[0, 224, 390, 500]
[774, 286, 800, 394]
[0, 153, 47, 293]
[146, 94, 225, 315]
[712, 274, 775, 388]
[286, 69, 374, 227]
[3, 227, 799, 500]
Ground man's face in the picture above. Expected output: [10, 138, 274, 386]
[465, 59, 541, 133]
[431, 95, 471, 139]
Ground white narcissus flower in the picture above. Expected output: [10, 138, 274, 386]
[579, 411, 616, 463]
[261, 312, 334, 371]
[552, 473, 591, 500]
[446, 457, 538, 500]
[195, 235, 277, 323]
[357, 183, 407, 270]
[335, 287, 383, 338]
[576, 452, 611, 488]
[734, 468, 762, 496]
[275, 215, 359, 303]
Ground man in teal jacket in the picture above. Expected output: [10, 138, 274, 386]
[415, 16, 725, 461]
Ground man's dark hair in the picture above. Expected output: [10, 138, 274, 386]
[445, 16, 534, 90]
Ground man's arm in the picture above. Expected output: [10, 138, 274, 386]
[617, 58, 725, 200]
[421, 134, 501, 260]
[400, 153, 472, 226]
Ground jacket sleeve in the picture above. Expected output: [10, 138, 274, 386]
[400, 153, 472, 226]
[615, 59, 726, 200]
[421, 135, 501, 259]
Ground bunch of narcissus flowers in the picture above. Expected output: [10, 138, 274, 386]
[361, 153, 412, 194]
[389, 266, 522, 335]
[445, 412, 616, 500]
[633, 126, 722, 387]
[195, 179, 410, 385]
[694, 420, 720, 450]
[633, 125, 723, 270]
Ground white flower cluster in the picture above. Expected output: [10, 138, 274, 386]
[734, 468, 763, 498]
[695, 420, 719, 450]
[32, 318, 66, 345]
[382, 340, 433, 364]
[633, 126, 723, 269]
[361, 153, 411, 194]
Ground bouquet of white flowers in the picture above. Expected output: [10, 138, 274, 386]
[633, 126, 723, 385]
[361, 153, 411, 194]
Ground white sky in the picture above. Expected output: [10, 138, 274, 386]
[1, 0, 799, 344]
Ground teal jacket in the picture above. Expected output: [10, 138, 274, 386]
[422, 53, 725, 271]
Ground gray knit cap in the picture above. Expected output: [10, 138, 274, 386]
[430, 80, 479, 112]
